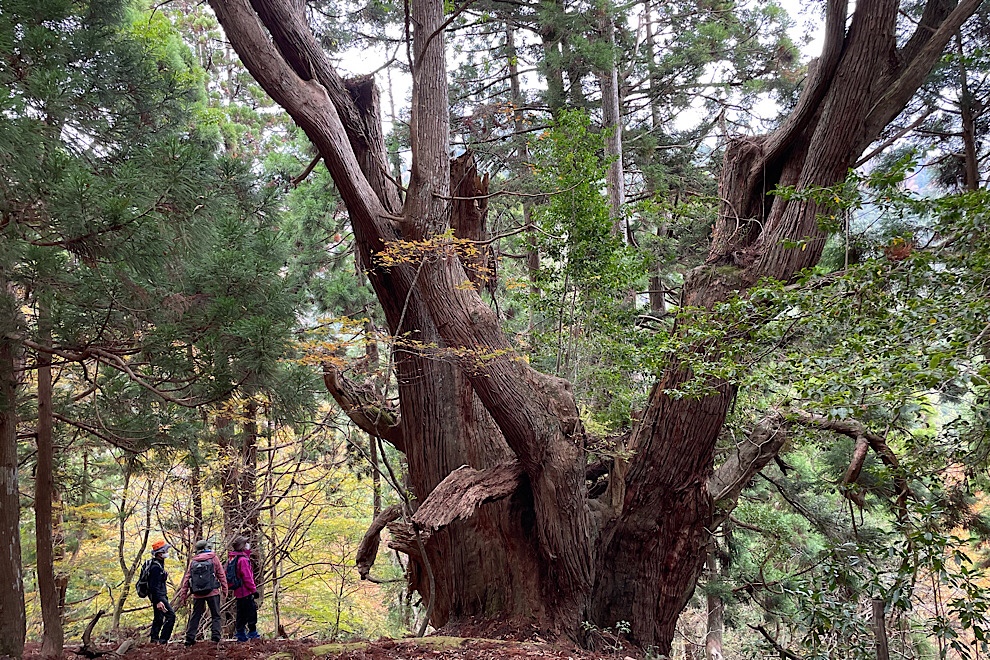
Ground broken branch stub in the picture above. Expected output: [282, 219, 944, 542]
[356, 503, 403, 580]
[411, 461, 524, 532]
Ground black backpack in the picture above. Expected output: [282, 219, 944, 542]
[135, 559, 153, 598]
[189, 556, 220, 595]
[225, 557, 242, 591]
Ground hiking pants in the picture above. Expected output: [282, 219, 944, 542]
[185, 595, 222, 643]
[150, 597, 175, 643]
[235, 596, 258, 638]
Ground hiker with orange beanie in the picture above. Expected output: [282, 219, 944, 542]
[144, 540, 174, 644]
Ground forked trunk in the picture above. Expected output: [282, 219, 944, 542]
[209, 0, 982, 652]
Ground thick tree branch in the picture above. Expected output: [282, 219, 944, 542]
[840, 435, 870, 507]
[321, 362, 404, 451]
[209, 0, 396, 246]
[761, 0, 849, 164]
[247, 0, 392, 186]
[355, 503, 403, 579]
[708, 411, 787, 516]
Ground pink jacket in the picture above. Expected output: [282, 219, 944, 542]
[176, 551, 228, 602]
[227, 550, 257, 599]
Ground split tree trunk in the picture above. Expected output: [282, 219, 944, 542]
[209, 0, 982, 653]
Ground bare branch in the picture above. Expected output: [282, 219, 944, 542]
[788, 409, 913, 509]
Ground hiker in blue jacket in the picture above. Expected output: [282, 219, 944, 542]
[147, 540, 174, 644]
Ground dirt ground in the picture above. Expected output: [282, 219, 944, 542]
[23, 636, 639, 660]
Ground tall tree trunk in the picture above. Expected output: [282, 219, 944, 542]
[505, 25, 540, 332]
[0, 279, 26, 659]
[218, 412, 240, 542]
[190, 435, 204, 541]
[956, 33, 981, 191]
[35, 302, 64, 657]
[643, 0, 660, 130]
[705, 541, 724, 660]
[598, 7, 625, 232]
[240, 398, 259, 540]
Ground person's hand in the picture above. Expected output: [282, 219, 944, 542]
[252, 592, 259, 600]
[156, 601, 167, 613]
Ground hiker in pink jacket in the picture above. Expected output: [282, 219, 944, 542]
[228, 536, 260, 641]
[175, 539, 228, 645]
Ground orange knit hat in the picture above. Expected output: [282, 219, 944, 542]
[151, 539, 170, 553]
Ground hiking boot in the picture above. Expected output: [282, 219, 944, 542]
[235, 629, 248, 643]
[247, 631, 261, 640]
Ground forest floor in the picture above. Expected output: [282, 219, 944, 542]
[26, 635, 637, 660]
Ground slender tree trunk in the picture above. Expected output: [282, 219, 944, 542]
[538, 0, 568, 116]
[873, 599, 890, 660]
[241, 398, 259, 539]
[112, 473, 152, 629]
[35, 302, 64, 657]
[705, 542, 724, 660]
[598, 7, 625, 232]
[643, 0, 660, 130]
[506, 25, 540, 332]
[0, 279, 26, 659]
[190, 436, 204, 541]
[218, 412, 240, 542]
[956, 33, 980, 191]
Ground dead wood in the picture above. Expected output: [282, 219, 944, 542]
[410, 462, 524, 532]
[356, 503, 403, 579]
[73, 610, 106, 658]
[840, 435, 870, 507]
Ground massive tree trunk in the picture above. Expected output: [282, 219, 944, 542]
[210, 0, 981, 653]
[0, 280, 26, 659]
[35, 303, 64, 657]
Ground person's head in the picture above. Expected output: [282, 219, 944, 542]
[152, 539, 171, 558]
[195, 539, 210, 553]
[231, 536, 249, 552]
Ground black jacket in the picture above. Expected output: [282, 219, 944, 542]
[147, 557, 169, 605]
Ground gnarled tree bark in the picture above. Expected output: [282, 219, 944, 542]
[208, 0, 982, 653]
